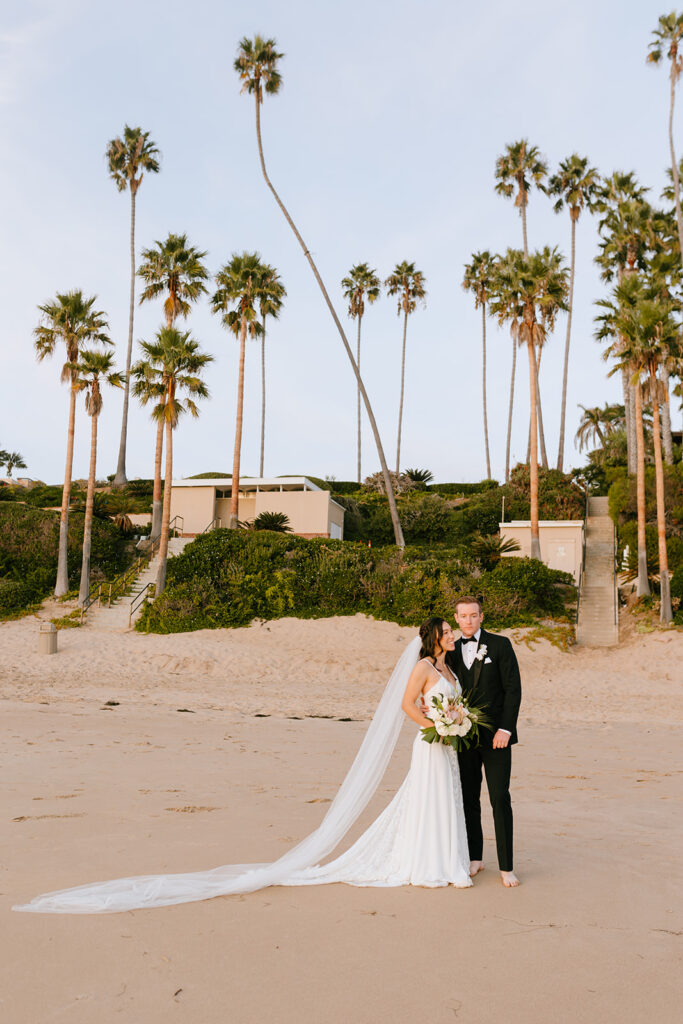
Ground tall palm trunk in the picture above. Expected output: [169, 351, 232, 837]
[356, 314, 362, 483]
[395, 309, 408, 476]
[505, 338, 517, 482]
[527, 337, 541, 560]
[151, 416, 164, 538]
[229, 314, 247, 529]
[481, 303, 491, 479]
[668, 62, 683, 269]
[156, 413, 173, 596]
[259, 313, 266, 477]
[535, 347, 548, 468]
[78, 411, 99, 606]
[521, 201, 529, 259]
[557, 214, 577, 471]
[634, 380, 650, 597]
[617, 269, 637, 475]
[650, 378, 672, 623]
[55, 385, 77, 596]
[252, 88, 404, 548]
[661, 364, 674, 464]
[114, 187, 137, 487]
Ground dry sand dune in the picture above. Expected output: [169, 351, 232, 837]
[2, 612, 682, 1023]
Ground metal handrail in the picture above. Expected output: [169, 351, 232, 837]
[129, 582, 156, 627]
[200, 517, 221, 535]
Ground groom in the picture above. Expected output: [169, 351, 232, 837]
[447, 596, 522, 887]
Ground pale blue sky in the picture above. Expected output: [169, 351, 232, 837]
[0, 0, 675, 485]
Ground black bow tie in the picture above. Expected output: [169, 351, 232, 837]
[462, 637, 478, 645]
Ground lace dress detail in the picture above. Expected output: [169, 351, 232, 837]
[285, 674, 472, 889]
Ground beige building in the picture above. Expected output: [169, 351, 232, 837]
[170, 476, 345, 539]
[499, 520, 585, 583]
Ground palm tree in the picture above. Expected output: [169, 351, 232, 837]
[234, 34, 405, 548]
[384, 261, 427, 475]
[494, 139, 549, 468]
[574, 405, 608, 452]
[137, 329, 212, 595]
[463, 251, 497, 479]
[212, 252, 268, 528]
[548, 155, 601, 471]
[107, 125, 160, 488]
[595, 184, 659, 474]
[138, 232, 209, 538]
[614, 290, 680, 622]
[66, 351, 123, 606]
[33, 291, 111, 595]
[489, 248, 569, 559]
[130, 358, 166, 536]
[342, 263, 381, 482]
[257, 264, 286, 477]
[3, 452, 27, 477]
[648, 13, 683, 272]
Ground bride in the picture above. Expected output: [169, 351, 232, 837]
[14, 617, 471, 914]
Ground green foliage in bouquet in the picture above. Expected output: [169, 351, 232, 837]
[420, 690, 492, 752]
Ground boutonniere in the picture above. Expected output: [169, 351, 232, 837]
[475, 644, 488, 663]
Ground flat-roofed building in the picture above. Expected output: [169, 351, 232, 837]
[170, 476, 345, 539]
[499, 520, 585, 583]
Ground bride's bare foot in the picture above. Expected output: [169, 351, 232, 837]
[469, 860, 484, 877]
[501, 871, 520, 887]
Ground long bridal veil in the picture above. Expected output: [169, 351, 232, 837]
[13, 636, 422, 914]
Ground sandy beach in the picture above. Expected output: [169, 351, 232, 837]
[2, 612, 682, 1023]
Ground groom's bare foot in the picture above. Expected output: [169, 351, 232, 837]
[469, 860, 484, 877]
[501, 871, 520, 887]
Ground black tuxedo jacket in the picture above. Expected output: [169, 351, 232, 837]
[446, 629, 521, 746]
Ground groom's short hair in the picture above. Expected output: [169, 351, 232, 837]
[455, 595, 483, 611]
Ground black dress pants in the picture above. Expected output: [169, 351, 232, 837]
[458, 744, 513, 871]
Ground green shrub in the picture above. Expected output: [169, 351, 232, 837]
[0, 579, 36, 612]
[427, 480, 498, 496]
[0, 504, 132, 616]
[137, 531, 574, 634]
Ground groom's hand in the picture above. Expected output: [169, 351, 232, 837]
[492, 730, 510, 749]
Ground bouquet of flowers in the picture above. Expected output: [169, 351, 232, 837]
[421, 690, 491, 752]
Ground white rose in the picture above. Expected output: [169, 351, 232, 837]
[435, 721, 449, 736]
[460, 719, 472, 736]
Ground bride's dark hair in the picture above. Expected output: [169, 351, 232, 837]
[419, 616, 446, 663]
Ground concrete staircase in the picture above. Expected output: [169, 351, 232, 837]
[576, 496, 619, 647]
[85, 537, 193, 632]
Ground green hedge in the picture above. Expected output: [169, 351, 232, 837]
[427, 480, 499, 496]
[0, 504, 132, 615]
[137, 530, 574, 634]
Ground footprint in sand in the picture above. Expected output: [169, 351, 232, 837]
[13, 813, 86, 822]
[164, 806, 221, 813]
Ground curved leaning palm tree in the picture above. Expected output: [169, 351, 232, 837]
[384, 262, 427, 476]
[138, 233, 209, 538]
[134, 329, 212, 595]
[495, 139, 549, 468]
[107, 125, 160, 488]
[462, 251, 497, 479]
[65, 351, 123, 606]
[648, 12, 683, 273]
[257, 263, 286, 477]
[34, 291, 112, 596]
[212, 252, 268, 528]
[489, 248, 569, 560]
[574, 405, 608, 451]
[341, 263, 381, 482]
[234, 35, 405, 548]
[548, 155, 600, 471]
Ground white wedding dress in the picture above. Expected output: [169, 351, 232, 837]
[284, 671, 471, 889]
[13, 637, 470, 914]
